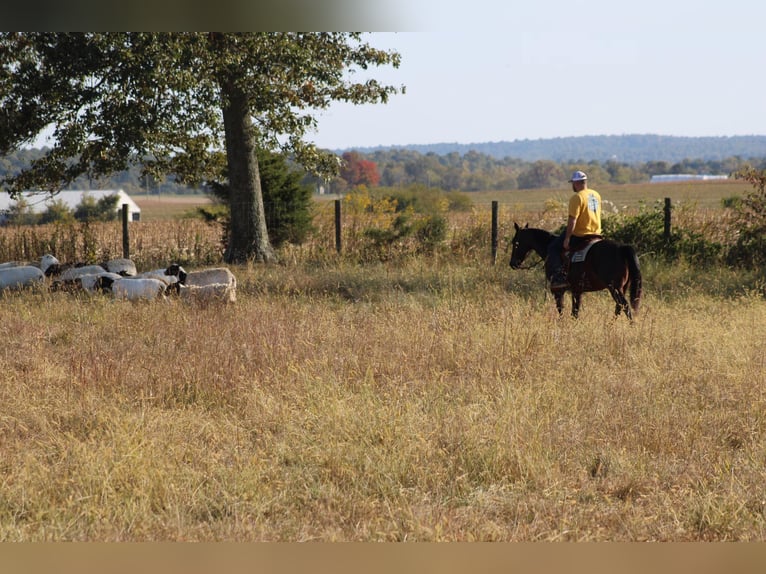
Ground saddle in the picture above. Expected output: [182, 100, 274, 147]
[563, 235, 603, 282]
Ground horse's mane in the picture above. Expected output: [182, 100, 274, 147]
[525, 227, 555, 241]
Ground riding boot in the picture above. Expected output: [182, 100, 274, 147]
[546, 254, 567, 289]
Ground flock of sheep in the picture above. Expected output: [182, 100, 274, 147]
[0, 254, 237, 303]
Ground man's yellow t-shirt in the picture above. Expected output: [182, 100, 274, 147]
[568, 188, 602, 236]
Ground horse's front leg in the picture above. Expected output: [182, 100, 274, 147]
[571, 291, 581, 318]
[553, 290, 564, 316]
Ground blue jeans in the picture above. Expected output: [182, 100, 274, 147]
[547, 233, 591, 279]
[546, 232, 565, 279]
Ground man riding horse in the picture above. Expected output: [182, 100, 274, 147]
[547, 170, 602, 290]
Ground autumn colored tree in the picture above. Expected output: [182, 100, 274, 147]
[340, 151, 381, 187]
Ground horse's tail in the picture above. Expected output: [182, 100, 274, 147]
[620, 245, 642, 313]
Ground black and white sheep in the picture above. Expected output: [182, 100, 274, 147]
[40, 254, 107, 281]
[72, 272, 125, 294]
[135, 264, 187, 295]
[95, 276, 168, 301]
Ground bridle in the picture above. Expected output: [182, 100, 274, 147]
[510, 238, 545, 271]
[511, 256, 544, 271]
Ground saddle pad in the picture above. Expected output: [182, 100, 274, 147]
[570, 239, 600, 263]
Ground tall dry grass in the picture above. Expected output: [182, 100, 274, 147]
[0, 256, 764, 541]
[0, 190, 764, 541]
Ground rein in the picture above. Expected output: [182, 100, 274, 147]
[514, 257, 544, 270]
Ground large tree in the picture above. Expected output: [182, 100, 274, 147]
[0, 32, 402, 262]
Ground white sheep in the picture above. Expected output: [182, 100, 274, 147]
[183, 267, 237, 302]
[0, 261, 29, 269]
[0, 265, 45, 291]
[58, 265, 110, 282]
[97, 276, 168, 301]
[179, 282, 236, 304]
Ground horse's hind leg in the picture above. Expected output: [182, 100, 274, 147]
[609, 287, 632, 320]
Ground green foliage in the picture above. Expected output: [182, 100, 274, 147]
[2, 194, 118, 225]
[39, 199, 75, 225]
[259, 151, 315, 247]
[5, 198, 37, 226]
[726, 168, 766, 269]
[73, 194, 119, 222]
[603, 200, 723, 266]
[372, 184, 472, 214]
[199, 149, 315, 248]
[414, 214, 448, 253]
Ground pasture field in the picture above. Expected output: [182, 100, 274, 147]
[468, 179, 748, 211]
[133, 193, 213, 221]
[0, 190, 764, 541]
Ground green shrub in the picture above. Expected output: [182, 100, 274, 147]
[726, 168, 766, 269]
[603, 200, 723, 266]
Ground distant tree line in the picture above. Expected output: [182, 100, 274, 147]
[328, 149, 765, 192]
[3, 146, 766, 196]
[342, 134, 766, 164]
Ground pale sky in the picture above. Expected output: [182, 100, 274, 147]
[310, 0, 766, 150]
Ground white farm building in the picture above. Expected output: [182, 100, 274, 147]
[0, 189, 141, 223]
[650, 174, 729, 183]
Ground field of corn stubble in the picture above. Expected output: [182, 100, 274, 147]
[0, 185, 765, 541]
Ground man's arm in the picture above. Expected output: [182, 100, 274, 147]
[563, 216, 576, 250]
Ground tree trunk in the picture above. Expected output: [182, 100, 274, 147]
[220, 80, 275, 264]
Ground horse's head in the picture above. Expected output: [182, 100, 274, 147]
[509, 222, 532, 269]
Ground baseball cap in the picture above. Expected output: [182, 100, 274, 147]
[568, 170, 588, 182]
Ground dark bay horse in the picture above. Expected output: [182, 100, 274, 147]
[509, 223, 642, 320]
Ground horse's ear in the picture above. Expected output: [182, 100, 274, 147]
[514, 222, 520, 231]
[524, 223, 529, 229]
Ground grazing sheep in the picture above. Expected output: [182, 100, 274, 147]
[96, 276, 168, 301]
[101, 258, 137, 276]
[57, 265, 110, 282]
[179, 282, 236, 304]
[0, 261, 30, 269]
[183, 267, 237, 302]
[184, 267, 236, 287]
[135, 272, 182, 295]
[137, 263, 187, 283]
[135, 264, 187, 295]
[0, 265, 45, 291]
[40, 254, 107, 280]
[40, 254, 60, 275]
[73, 272, 125, 294]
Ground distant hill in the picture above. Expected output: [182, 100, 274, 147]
[339, 134, 766, 163]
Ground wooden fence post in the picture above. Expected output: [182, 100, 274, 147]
[121, 203, 130, 259]
[491, 200, 499, 264]
[664, 197, 671, 240]
[334, 199, 342, 254]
